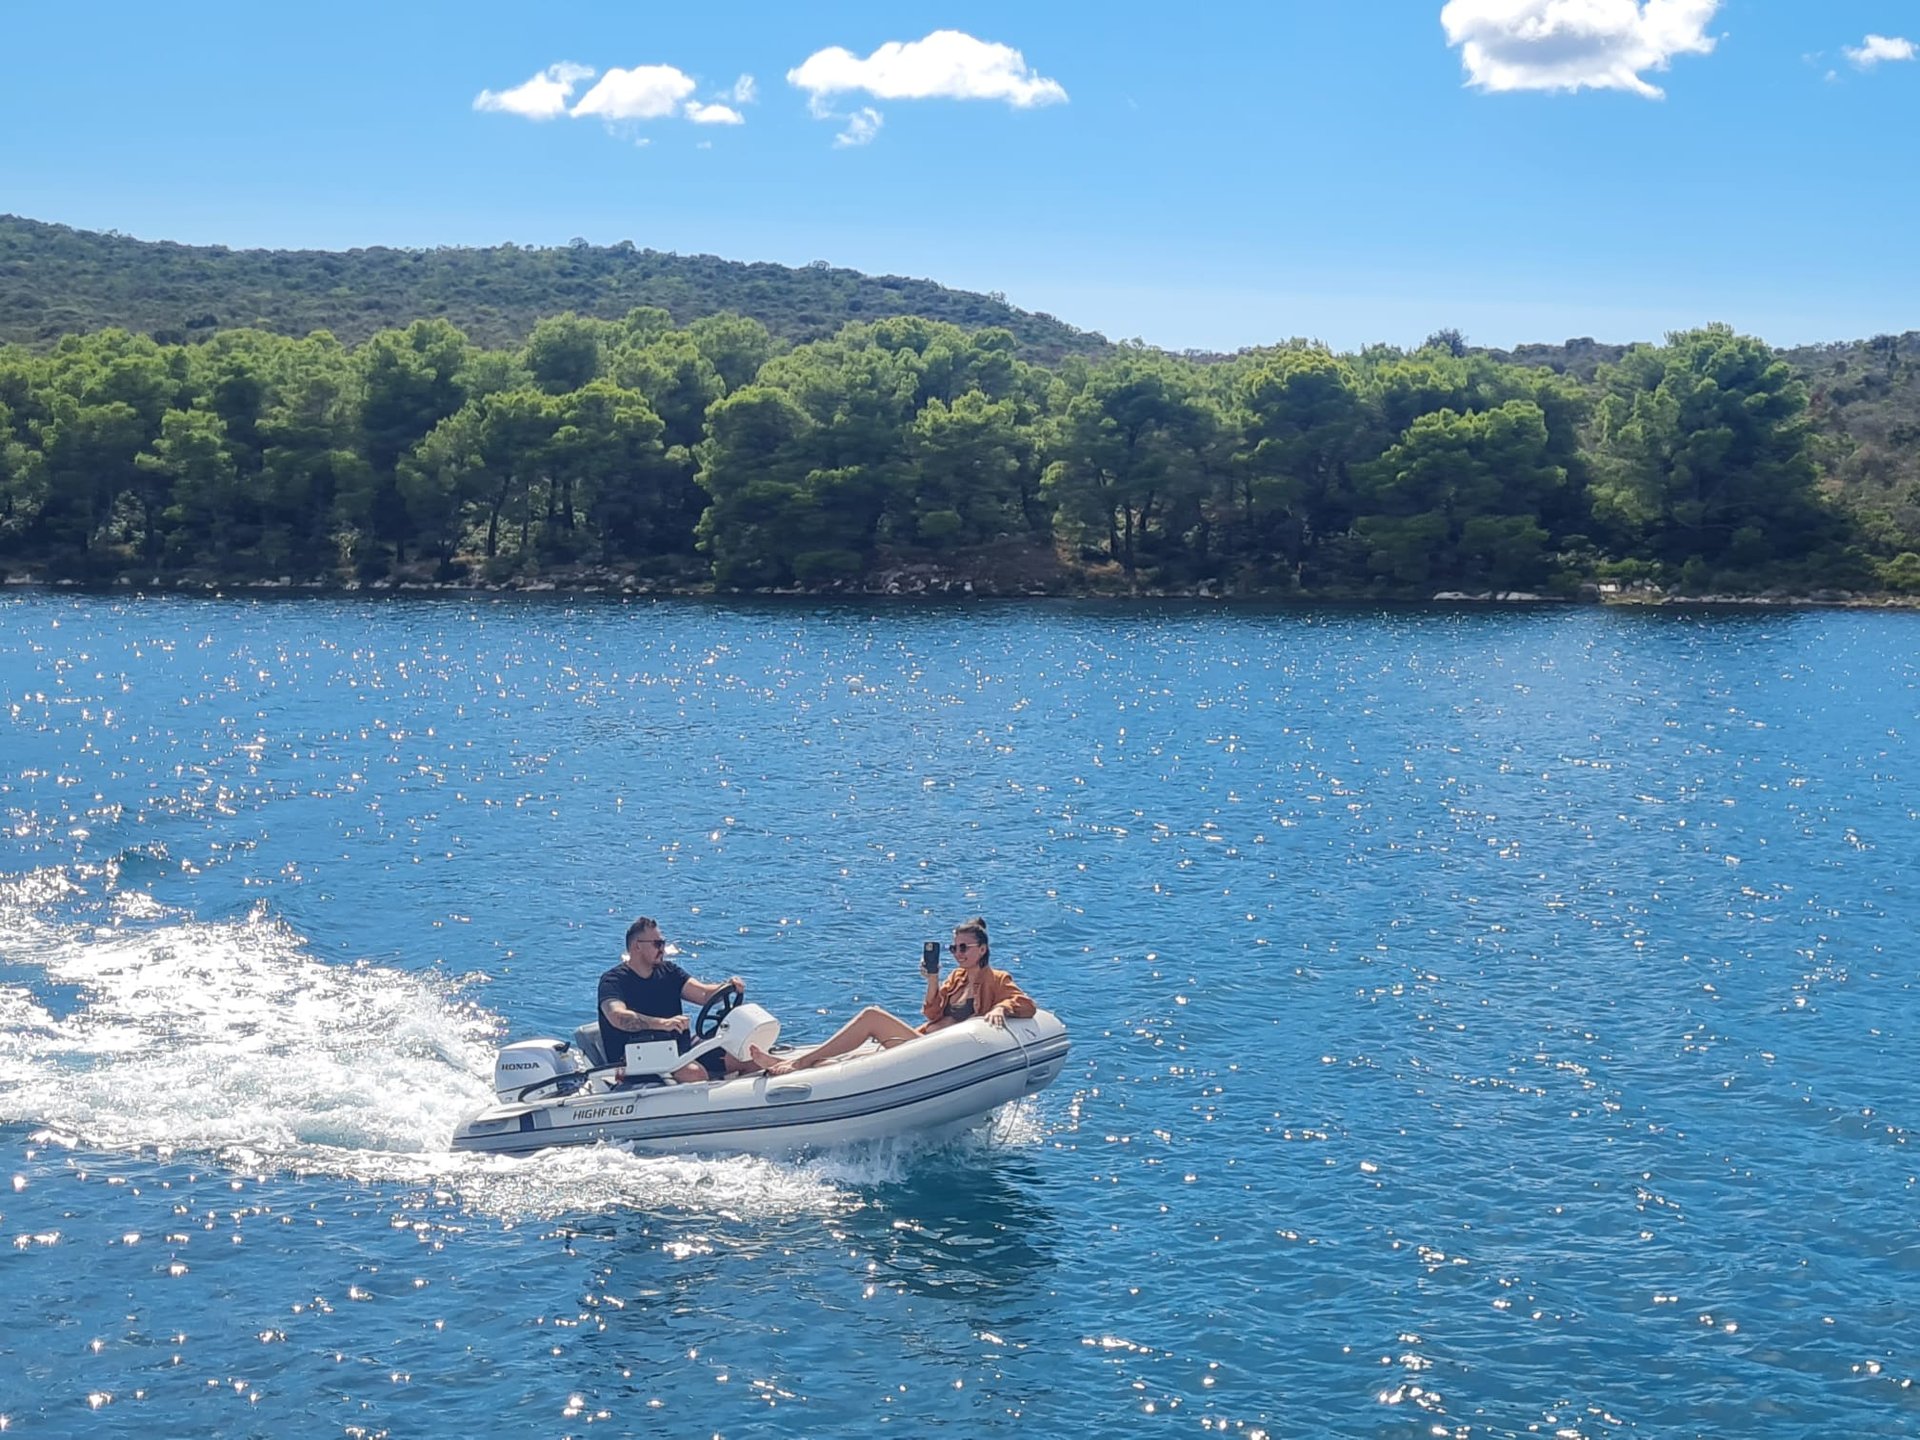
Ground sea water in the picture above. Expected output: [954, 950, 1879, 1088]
[0, 593, 1915, 1437]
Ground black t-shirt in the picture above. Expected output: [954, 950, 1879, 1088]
[597, 958, 689, 1066]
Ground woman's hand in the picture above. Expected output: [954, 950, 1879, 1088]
[985, 1008, 1008, 1029]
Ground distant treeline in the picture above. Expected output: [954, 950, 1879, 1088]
[4, 310, 1919, 596]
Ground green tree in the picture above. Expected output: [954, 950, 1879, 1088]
[183, 330, 282, 483]
[1042, 352, 1213, 576]
[523, 313, 607, 394]
[249, 334, 365, 573]
[350, 320, 472, 565]
[0, 400, 45, 544]
[549, 382, 685, 560]
[1354, 402, 1564, 589]
[1589, 324, 1824, 566]
[43, 330, 182, 432]
[402, 388, 560, 562]
[1364, 353, 1471, 439]
[695, 386, 818, 587]
[141, 409, 238, 565]
[1880, 551, 1920, 593]
[18, 332, 185, 564]
[1233, 347, 1365, 573]
[457, 348, 535, 401]
[0, 350, 45, 437]
[905, 390, 1031, 546]
[34, 398, 150, 563]
[686, 314, 775, 395]
[750, 326, 933, 556]
[616, 306, 676, 344]
[610, 331, 722, 451]
[397, 403, 485, 560]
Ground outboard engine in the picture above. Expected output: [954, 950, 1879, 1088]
[492, 1038, 584, 1100]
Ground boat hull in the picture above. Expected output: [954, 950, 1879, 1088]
[452, 1010, 1071, 1157]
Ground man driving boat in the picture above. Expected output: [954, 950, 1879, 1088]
[598, 916, 766, 1082]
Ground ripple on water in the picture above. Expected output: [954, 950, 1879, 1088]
[2, 598, 1919, 1436]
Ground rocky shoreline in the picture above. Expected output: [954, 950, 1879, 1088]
[6, 566, 1918, 609]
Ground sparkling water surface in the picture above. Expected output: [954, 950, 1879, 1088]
[1, 594, 1915, 1438]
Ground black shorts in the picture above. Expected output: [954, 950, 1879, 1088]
[678, 1032, 728, 1080]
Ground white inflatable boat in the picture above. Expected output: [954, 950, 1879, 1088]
[451, 989, 1071, 1157]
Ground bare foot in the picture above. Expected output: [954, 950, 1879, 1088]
[751, 1046, 797, 1076]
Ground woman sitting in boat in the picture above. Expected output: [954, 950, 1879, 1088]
[752, 917, 1036, 1075]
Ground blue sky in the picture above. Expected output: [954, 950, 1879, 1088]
[2, 1, 1915, 352]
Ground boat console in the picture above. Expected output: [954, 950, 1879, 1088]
[491, 996, 782, 1102]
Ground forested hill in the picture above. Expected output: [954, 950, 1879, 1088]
[0, 214, 1106, 360]
[5, 211, 1918, 601]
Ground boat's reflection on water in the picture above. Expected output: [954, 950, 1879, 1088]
[846, 1153, 1058, 1299]
[556, 1143, 1059, 1307]
[543, 1148, 1059, 1418]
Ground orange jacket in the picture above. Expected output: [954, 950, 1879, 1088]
[924, 966, 1037, 1025]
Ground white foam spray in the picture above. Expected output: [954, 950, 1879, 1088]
[0, 869, 1033, 1222]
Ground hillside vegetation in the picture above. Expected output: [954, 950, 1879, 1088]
[2, 215, 1917, 598]
[0, 215, 1104, 361]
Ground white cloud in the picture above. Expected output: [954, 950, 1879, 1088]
[1845, 34, 1916, 69]
[730, 74, 758, 104]
[474, 62, 595, 120]
[570, 65, 699, 121]
[1439, 0, 1720, 99]
[834, 106, 883, 147]
[477, 59, 748, 137]
[788, 29, 1067, 108]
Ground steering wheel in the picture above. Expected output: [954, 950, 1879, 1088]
[693, 984, 742, 1041]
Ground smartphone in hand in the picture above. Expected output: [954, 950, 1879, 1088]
[921, 941, 941, 975]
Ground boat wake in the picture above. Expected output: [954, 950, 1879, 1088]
[0, 867, 1043, 1221]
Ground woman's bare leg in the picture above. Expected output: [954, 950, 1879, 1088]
[755, 1006, 921, 1074]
